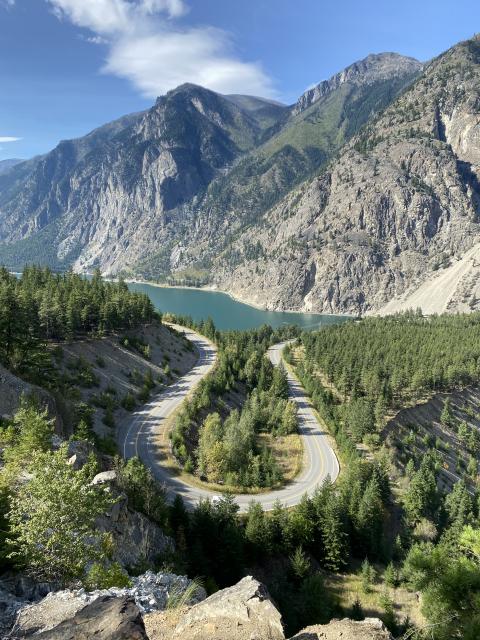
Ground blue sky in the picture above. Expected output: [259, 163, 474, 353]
[1, 0, 480, 161]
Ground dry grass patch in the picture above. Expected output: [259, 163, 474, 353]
[258, 432, 302, 483]
[325, 567, 424, 627]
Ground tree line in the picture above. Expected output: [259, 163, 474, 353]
[301, 310, 480, 409]
[0, 266, 155, 379]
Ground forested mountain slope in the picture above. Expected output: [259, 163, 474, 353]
[214, 36, 480, 313]
[135, 53, 421, 279]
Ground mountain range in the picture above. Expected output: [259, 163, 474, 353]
[1, 38, 479, 314]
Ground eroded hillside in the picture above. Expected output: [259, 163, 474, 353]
[214, 36, 480, 313]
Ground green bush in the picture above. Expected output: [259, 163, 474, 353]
[84, 561, 131, 590]
[121, 393, 137, 411]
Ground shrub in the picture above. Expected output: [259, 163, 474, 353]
[121, 393, 137, 411]
[84, 561, 131, 590]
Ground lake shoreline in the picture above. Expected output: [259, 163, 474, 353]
[123, 278, 352, 319]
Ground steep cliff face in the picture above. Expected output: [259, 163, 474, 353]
[214, 37, 480, 313]
[0, 85, 278, 273]
[0, 54, 419, 285]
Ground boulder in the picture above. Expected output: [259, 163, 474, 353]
[11, 571, 205, 637]
[91, 470, 118, 485]
[289, 618, 393, 640]
[172, 575, 284, 640]
[33, 596, 147, 639]
[12, 590, 90, 637]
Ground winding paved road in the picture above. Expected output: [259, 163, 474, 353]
[118, 327, 339, 512]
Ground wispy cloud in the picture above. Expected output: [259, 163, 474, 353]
[0, 136, 22, 142]
[1, 0, 16, 8]
[47, 0, 276, 98]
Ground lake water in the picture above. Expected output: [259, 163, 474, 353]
[126, 283, 348, 331]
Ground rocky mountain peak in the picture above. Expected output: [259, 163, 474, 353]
[293, 52, 422, 115]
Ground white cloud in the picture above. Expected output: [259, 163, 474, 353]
[0, 136, 22, 142]
[1, 0, 16, 8]
[47, 0, 276, 98]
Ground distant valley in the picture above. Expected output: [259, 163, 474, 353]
[1, 38, 480, 315]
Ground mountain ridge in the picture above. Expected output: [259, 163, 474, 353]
[3, 43, 478, 315]
[211, 35, 480, 313]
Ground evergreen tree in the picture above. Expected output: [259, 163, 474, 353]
[350, 596, 364, 621]
[271, 363, 289, 399]
[290, 546, 311, 580]
[355, 475, 384, 557]
[384, 562, 398, 588]
[245, 501, 271, 557]
[361, 558, 376, 593]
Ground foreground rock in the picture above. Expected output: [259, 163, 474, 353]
[8, 574, 392, 640]
[33, 596, 147, 640]
[10, 572, 205, 638]
[290, 618, 393, 640]
[171, 576, 284, 640]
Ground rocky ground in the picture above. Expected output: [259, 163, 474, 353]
[2, 575, 392, 640]
[0, 322, 196, 441]
[55, 322, 196, 437]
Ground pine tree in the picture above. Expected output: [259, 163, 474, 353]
[271, 363, 289, 399]
[384, 562, 398, 588]
[319, 489, 348, 571]
[440, 398, 453, 427]
[356, 475, 384, 556]
[290, 546, 310, 580]
[350, 595, 364, 621]
[245, 501, 271, 556]
[361, 558, 376, 593]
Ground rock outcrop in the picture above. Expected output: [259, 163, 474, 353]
[171, 576, 284, 640]
[91, 471, 174, 569]
[32, 596, 147, 640]
[8, 575, 394, 640]
[290, 618, 393, 640]
[9, 571, 205, 638]
[292, 52, 421, 115]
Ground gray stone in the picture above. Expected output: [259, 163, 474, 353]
[33, 596, 147, 640]
[91, 470, 117, 485]
[173, 575, 284, 640]
[12, 570, 205, 637]
[289, 617, 393, 640]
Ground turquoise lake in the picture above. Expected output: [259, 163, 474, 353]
[126, 283, 348, 331]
